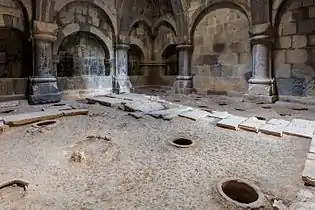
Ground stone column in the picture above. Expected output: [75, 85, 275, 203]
[28, 21, 61, 105]
[243, 33, 277, 103]
[114, 43, 132, 94]
[173, 44, 193, 94]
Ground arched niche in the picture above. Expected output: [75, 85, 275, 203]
[0, 0, 32, 79]
[57, 31, 110, 77]
[128, 44, 144, 76]
[191, 4, 251, 93]
[273, 0, 315, 97]
[162, 45, 178, 76]
[153, 24, 177, 60]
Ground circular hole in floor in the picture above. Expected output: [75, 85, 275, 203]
[0, 109, 16, 114]
[198, 105, 208, 108]
[261, 105, 272, 109]
[255, 116, 266, 121]
[52, 103, 66, 107]
[279, 113, 291, 117]
[169, 138, 195, 148]
[292, 107, 308, 111]
[34, 120, 57, 127]
[235, 108, 246, 111]
[0, 180, 28, 202]
[219, 102, 228, 106]
[220, 180, 259, 204]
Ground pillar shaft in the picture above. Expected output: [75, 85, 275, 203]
[28, 21, 61, 105]
[173, 44, 193, 94]
[114, 43, 132, 94]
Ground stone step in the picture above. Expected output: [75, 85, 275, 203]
[217, 115, 248, 130]
[3, 111, 64, 126]
[259, 119, 290, 137]
[283, 119, 315, 139]
[178, 109, 210, 121]
[239, 117, 266, 133]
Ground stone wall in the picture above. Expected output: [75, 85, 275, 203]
[192, 8, 251, 94]
[274, 0, 315, 97]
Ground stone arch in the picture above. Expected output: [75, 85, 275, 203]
[153, 17, 177, 37]
[162, 44, 178, 76]
[190, 0, 251, 38]
[128, 44, 145, 76]
[128, 18, 153, 36]
[272, 0, 293, 27]
[53, 0, 116, 37]
[129, 38, 148, 61]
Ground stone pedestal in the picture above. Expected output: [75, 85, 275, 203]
[28, 21, 61, 105]
[243, 34, 277, 104]
[173, 44, 193, 94]
[113, 43, 132, 94]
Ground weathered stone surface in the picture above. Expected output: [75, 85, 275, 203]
[62, 109, 89, 116]
[149, 107, 193, 118]
[3, 111, 63, 126]
[208, 111, 231, 119]
[239, 117, 266, 133]
[276, 78, 307, 96]
[0, 100, 19, 108]
[128, 111, 145, 119]
[123, 100, 165, 113]
[284, 119, 315, 138]
[302, 157, 315, 186]
[260, 119, 290, 137]
[178, 109, 210, 121]
[217, 115, 247, 130]
[105, 93, 149, 101]
[86, 97, 129, 107]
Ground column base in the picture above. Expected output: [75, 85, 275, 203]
[113, 75, 132, 94]
[242, 81, 277, 104]
[28, 77, 61, 105]
[172, 76, 193, 94]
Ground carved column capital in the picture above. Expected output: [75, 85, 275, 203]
[33, 21, 58, 42]
[249, 23, 275, 45]
[115, 43, 130, 50]
[176, 44, 193, 51]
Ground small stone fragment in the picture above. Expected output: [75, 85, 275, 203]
[273, 200, 288, 210]
[70, 151, 85, 163]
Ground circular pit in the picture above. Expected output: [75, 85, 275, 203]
[33, 120, 58, 128]
[217, 178, 264, 209]
[168, 138, 196, 148]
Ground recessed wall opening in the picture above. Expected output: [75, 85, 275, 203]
[162, 44, 178, 76]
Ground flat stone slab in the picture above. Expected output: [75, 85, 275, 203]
[178, 109, 210, 121]
[62, 109, 89, 116]
[283, 119, 315, 139]
[303, 154, 315, 186]
[123, 100, 165, 113]
[149, 107, 193, 118]
[42, 105, 74, 111]
[128, 111, 146, 119]
[163, 108, 194, 120]
[217, 115, 247, 130]
[239, 117, 266, 133]
[86, 97, 129, 107]
[0, 100, 19, 108]
[3, 111, 63, 126]
[208, 111, 231, 119]
[259, 119, 290, 137]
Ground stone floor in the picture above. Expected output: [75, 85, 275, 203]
[0, 89, 315, 209]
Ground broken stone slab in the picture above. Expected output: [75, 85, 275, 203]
[0, 100, 19, 108]
[105, 93, 150, 101]
[283, 119, 315, 139]
[128, 111, 146, 119]
[178, 109, 210, 121]
[259, 119, 290, 137]
[239, 117, 266, 133]
[122, 100, 165, 113]
[86, 97, 130, 107]
[163, 108, 194, 120]
[42, 105, 74, 111]
[208, 111, 231, 119]
[302, 156, 315, 186]
[62, 109, 89, 117]
[149, 107, 193, 118]
[3, 111, 64, 126]
[217, 115, 248, 130]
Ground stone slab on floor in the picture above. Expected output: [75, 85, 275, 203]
[42, 104, 74, 112]
[283, 119, 315, 139]
[259, 119, 290, 137]
[129, 111, 146, 119]
[217, 115, 248, 130]
[86, 97, 130, 107]
[0, 100, 19, 108]
[62, 109, 89, 116]
[104, 93, 146, 101]
[163, 108, 194, 120]
[303, 153, 315, 186]
[208, 111, 231, 119]
[239, 117, 266, 133]
[123, 100, 165, 113]
[178, 109, 210, 121]
[149, 107, 193, 118]
[3, 111, 64, 126]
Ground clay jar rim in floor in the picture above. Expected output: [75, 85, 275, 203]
[32, 120, 58, 129]
[216, 177, 265, 209]
[168, 137, 196, 148]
